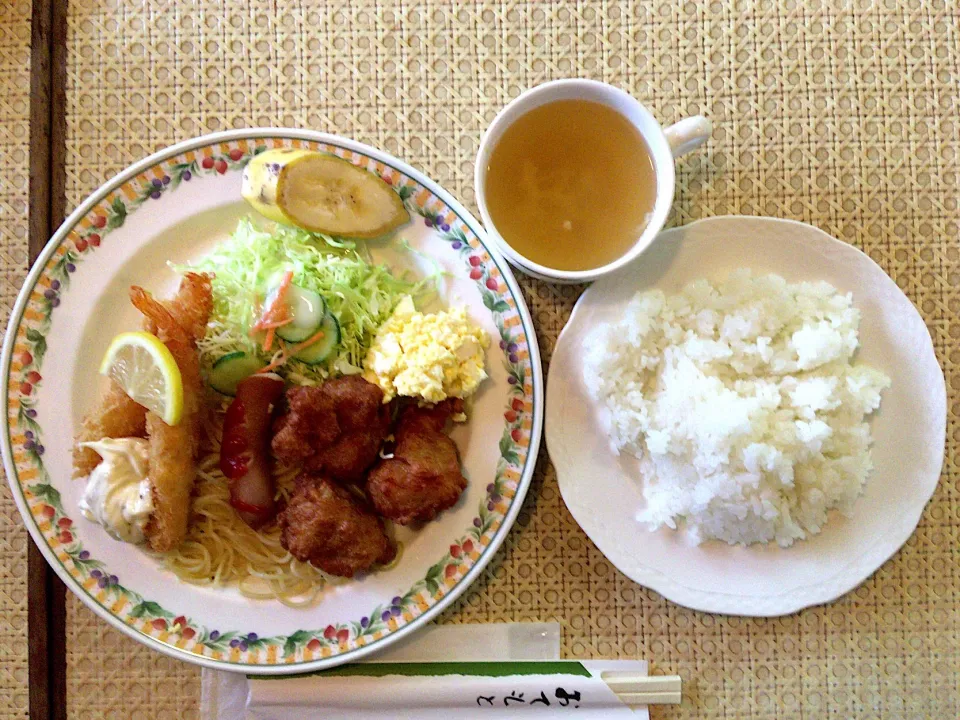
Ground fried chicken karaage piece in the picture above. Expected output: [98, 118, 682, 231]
[72, 273, 212, 478]
[279, 475, 396, 577]
[129, 276, 210, 552]
[366, 399, 467, 525]
[271, 376, 391, 482]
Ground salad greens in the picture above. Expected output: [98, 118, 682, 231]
[178, 218, 429, 383]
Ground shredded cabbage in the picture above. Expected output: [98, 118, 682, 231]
[177, 218, 428, 383]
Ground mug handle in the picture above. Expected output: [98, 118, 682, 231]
[663, 116, 712, 158]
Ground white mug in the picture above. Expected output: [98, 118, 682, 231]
[474, 79, 711, 284]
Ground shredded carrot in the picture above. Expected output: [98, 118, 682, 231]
[249, 317, 292, 336]
[263, 326, 276, 352]
[288, 328, 326, 355]
[251, 270, 294, 331]
[252, 306, 291, 332]
[275, 269, 294, 296]
[255, 328, 327, 375]
[257, 318, 293, 330]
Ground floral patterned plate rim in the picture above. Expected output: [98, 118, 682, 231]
[0, 129, 543, 673]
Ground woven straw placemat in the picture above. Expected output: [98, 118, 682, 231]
[51, 0, 960, 717]
[0, 1, 33, 717]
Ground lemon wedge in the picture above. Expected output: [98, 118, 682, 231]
[99, 331, 184, 426]
[241, 148, 410, 238]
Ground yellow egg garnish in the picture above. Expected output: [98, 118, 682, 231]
[363, 296, 489, 403]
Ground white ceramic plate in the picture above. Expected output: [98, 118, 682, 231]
[1, 130, 543, 672]
[546, 216, 945, 616]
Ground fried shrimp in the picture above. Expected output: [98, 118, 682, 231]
[142, 271, 213, 341]
[72, 381, 147, 478]
[72, 273, 213, 479]
[130, 278, 211, 552]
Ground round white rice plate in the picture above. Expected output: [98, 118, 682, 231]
[583, 270, 890, 547]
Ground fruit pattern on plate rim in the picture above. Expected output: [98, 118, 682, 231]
[3, 138, 535, 665]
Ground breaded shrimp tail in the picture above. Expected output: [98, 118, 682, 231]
[72, 381, 147, 478]
[141, 272, 214, 342]
[130, 283, 210, 552]
[165, 272, 213, 342]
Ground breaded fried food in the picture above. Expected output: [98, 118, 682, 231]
[279, 475, 396, 577]
[366, 399, 467, 525]
[72, 273, 212, 479]
[130, 280, 210, 552]
[162, 272, 213, 341]
[141, 271, 213, 341]
[142, 411, 195, 552]
[271, 376, 391, 482]
[72, 381, 147, 478]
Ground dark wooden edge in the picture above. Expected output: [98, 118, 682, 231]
[28, 0, 68, 718]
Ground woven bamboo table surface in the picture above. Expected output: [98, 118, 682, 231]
[0, 1, 32, 716]
[2, 0, 959, 717]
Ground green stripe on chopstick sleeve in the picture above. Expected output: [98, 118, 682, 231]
[254, 661, 592, 680]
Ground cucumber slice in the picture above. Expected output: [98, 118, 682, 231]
[293, 312, 341, 364]
[274, 285, 326, 342]
[209, 352, 265, 396]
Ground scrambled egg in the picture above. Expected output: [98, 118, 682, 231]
[363, 296, 489, 403]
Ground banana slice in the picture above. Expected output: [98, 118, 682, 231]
[242, 149, 410, 239]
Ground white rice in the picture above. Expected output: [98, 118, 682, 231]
[583, 270, 890, 547]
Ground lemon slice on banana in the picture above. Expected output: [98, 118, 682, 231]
[99, 331, 183, 426]
[242, 149, 410, 238]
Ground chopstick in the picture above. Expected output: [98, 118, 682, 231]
[602, 673, 683, 706]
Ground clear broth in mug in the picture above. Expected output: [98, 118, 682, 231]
[483, 99, 657, 272]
